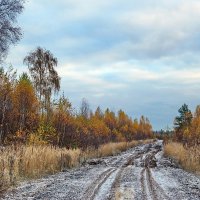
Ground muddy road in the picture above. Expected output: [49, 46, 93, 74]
[2, 141, 200, 200]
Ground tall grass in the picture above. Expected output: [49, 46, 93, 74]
[0, 139, 153, 192]
[164, 142, 200, 174]
[0, 146, 81, 192]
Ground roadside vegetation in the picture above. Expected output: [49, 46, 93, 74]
[163, 104, 200, 174]
[0, 139, 153, 192]
[164, 142, 200, 174]
[0, 47, 153, 192]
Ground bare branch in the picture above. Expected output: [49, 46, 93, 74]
[0, 0, 25, 60]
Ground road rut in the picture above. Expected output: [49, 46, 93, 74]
[2, 141, 200, 200]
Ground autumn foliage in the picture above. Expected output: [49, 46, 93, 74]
[174, 104, 200, 146]
[162, 104, 200, 174]
[0, 54, 154, 191]
[0, 72, 153, 148]
[0, 47, 153, 148]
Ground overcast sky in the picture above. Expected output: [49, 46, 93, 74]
[5, 0, 200, 130]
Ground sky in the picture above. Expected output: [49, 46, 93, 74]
[5, 0, 200, 130]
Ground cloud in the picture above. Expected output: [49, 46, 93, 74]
[11, 0, 200, 65]
[5, 0, 200, 130]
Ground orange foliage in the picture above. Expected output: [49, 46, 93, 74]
[0, 67, 153, 148]
[11, 73, 39, 136]
[174, 104, 200, 146]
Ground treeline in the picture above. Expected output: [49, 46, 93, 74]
[173, 104, 200, 146]
[160, 103, 200, 146]
[154, 129, 173, 142]
[163, 104, 200, 173]
[0, 47, 153, 148]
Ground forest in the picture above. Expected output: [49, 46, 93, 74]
[0, 47, 153, 148]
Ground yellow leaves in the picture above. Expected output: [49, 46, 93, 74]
[133, 119, 139, 130]
[175, 104, 200, 145]
[28, 123, 58, 145]
[120, 124, 129, 134]
[1, 69, 154, 147]
[104, 109, 116, 130]
[112, 129, 125, 142]
[11, 75, 39, 132]
[189, 112, 200, 144]
[15, 129, 26, 140]
[89, 116, 110, 137]
[28, 133, 48, 145]
[138, 116, 152, 138]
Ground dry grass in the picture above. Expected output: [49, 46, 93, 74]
[0, 146, 80, 192]
[164, 142, 200, 174]
[81, 139, 152, 160]
[98, 140, 139, 157]
[0, 139, 153, 192]
[98, 142, 131, 157]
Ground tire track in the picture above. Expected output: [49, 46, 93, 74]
[108, 146, 154, 200]
[83, 153, 138, 200]
[108, 155, 137, 200]
[140, 150, 170, 200]
[140, 168, 147, 200]
[109, 152, 143, 200]
[146, 168, 170, 200]
[81, 149, 137, 200]
[3, 141, 200, 200]
[81, 168, 116, 200]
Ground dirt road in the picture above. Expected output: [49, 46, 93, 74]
[2, 141, 200, 200]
